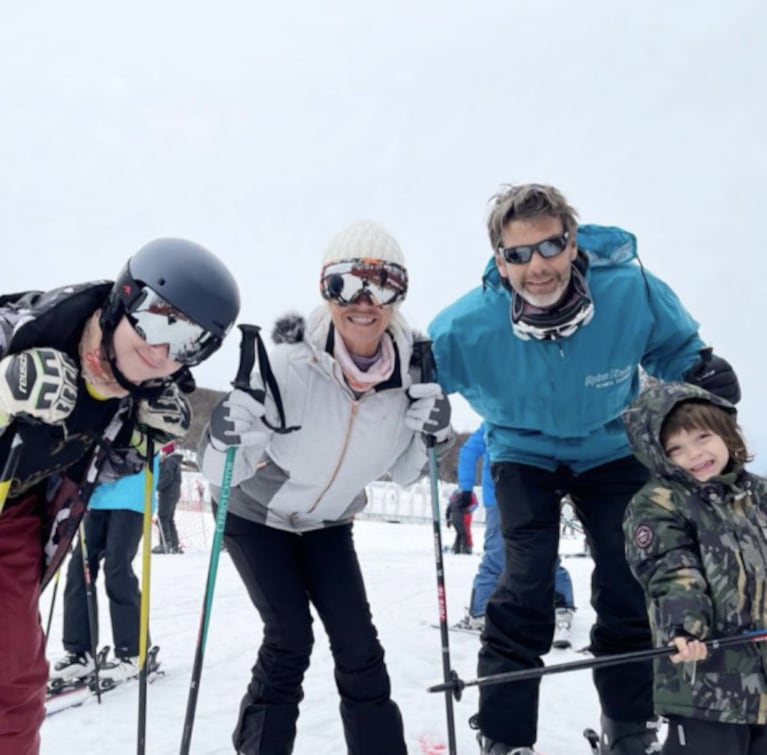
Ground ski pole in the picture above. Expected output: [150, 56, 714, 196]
[137, 436, 156, 754]
[0, 433, 23, 515]
[79, 519, 103, 704]
[44, 567, 62, 649]
[154, 512, 169, 554]
[413, 338, 458, 755]
[180, 324, 261, 755]
[428, 628, 767, 698]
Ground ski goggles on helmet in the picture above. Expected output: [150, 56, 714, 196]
[320, 258, 408, 307]
[498, 231, 570, 264]
[125, 287, 219, 365]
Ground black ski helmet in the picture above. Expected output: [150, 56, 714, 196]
[102, 238, 240, 367]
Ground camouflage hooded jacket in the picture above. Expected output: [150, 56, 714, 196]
[623, 382, 767, 724]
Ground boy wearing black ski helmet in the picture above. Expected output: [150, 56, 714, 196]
[0, 238, 239, 755]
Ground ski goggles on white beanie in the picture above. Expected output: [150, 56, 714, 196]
[320, 221, 409, 306]
[125, 286, 219, 364]
[320, 259, 408, 307]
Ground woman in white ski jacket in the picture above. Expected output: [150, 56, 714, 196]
[200, 221, 453, 755]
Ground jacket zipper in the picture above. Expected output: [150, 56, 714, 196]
[307, 399, 360, 513]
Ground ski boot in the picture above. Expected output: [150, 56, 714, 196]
[552, 607, 574, 649]
[97, 646, 161, 691]
[599, 715, 662, 754]
[48, 651, 95, 692]
[455, 610, 485, 632]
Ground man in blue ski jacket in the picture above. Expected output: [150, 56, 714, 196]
[428, 183, 740, 755]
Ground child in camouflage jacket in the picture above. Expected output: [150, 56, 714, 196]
[623, 381, 767, 755]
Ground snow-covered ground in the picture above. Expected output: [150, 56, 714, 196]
[41, 507, 607, 754]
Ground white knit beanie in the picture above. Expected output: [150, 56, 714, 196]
[322, 221, 406, 267]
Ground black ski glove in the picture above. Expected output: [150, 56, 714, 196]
[455, 491, 475, 511]
[682, 347, 741, 404]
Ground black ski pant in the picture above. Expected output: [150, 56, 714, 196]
[663, 717, 767, 754]
[157, 490, 180, 550]
[62, 508, 147, 659]
[477, 456, 654, 747]
[224, 512, 407, 755]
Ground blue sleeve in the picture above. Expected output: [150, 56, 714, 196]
[457, 425, 486, 491]
[429, 302, 473, 397]
[640, 270, 705, 381]
[429, 327, 459, 395]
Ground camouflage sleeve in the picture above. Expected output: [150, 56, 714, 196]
[623, 483, 712, 644]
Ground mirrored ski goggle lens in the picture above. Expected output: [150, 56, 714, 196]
[499, 231, 570, 264]
[320, 259, 408, 307]
[126, 288, 215, 364]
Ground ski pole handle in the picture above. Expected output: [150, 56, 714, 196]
[411, 339, 438, 450]
[232, 324, 261, 392]
[412, 338, 437, 384]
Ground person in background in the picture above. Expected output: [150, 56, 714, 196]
[446, 486, 477, 554]
[623, 382, 767, 755]
[428, 183, 740, 754]
[200, 221, 454, 755]
[0, 238, 240, 755]
[453, 424, 576, 648]
[50, 459, 160, 686]
[153, 443, 184, 554]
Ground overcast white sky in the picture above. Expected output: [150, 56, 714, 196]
[2, 1, 765, 462]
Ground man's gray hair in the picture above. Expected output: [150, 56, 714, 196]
[486, 184, 579, 251]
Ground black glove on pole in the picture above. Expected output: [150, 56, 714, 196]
[683, 347, 741, 404]
[412, 338, 458, 755]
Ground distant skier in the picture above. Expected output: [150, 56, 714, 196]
[50, 461, 159, 688]
[446, 487, 477, 554]
[153, 443, 184, 554]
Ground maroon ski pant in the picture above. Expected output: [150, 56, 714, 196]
[0, 495, 48, 755]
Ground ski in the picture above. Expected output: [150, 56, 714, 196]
[46, 646, 112, 698]
[45, 646, 163, 717]
[431, 623, 481, 636]
[430, 623, 576, 651]
[416, 734, 448, 753]
[44, 684, 93, 717]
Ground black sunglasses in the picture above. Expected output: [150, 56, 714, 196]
[498, 231, 570, 264]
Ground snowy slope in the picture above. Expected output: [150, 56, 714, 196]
[41, 511, 607, 754]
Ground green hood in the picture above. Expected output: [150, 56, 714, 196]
[622, 382, 737, 477]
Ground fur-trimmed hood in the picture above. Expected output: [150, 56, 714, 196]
[270, 307, 420, 383]
[271, 312, 305, 344]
